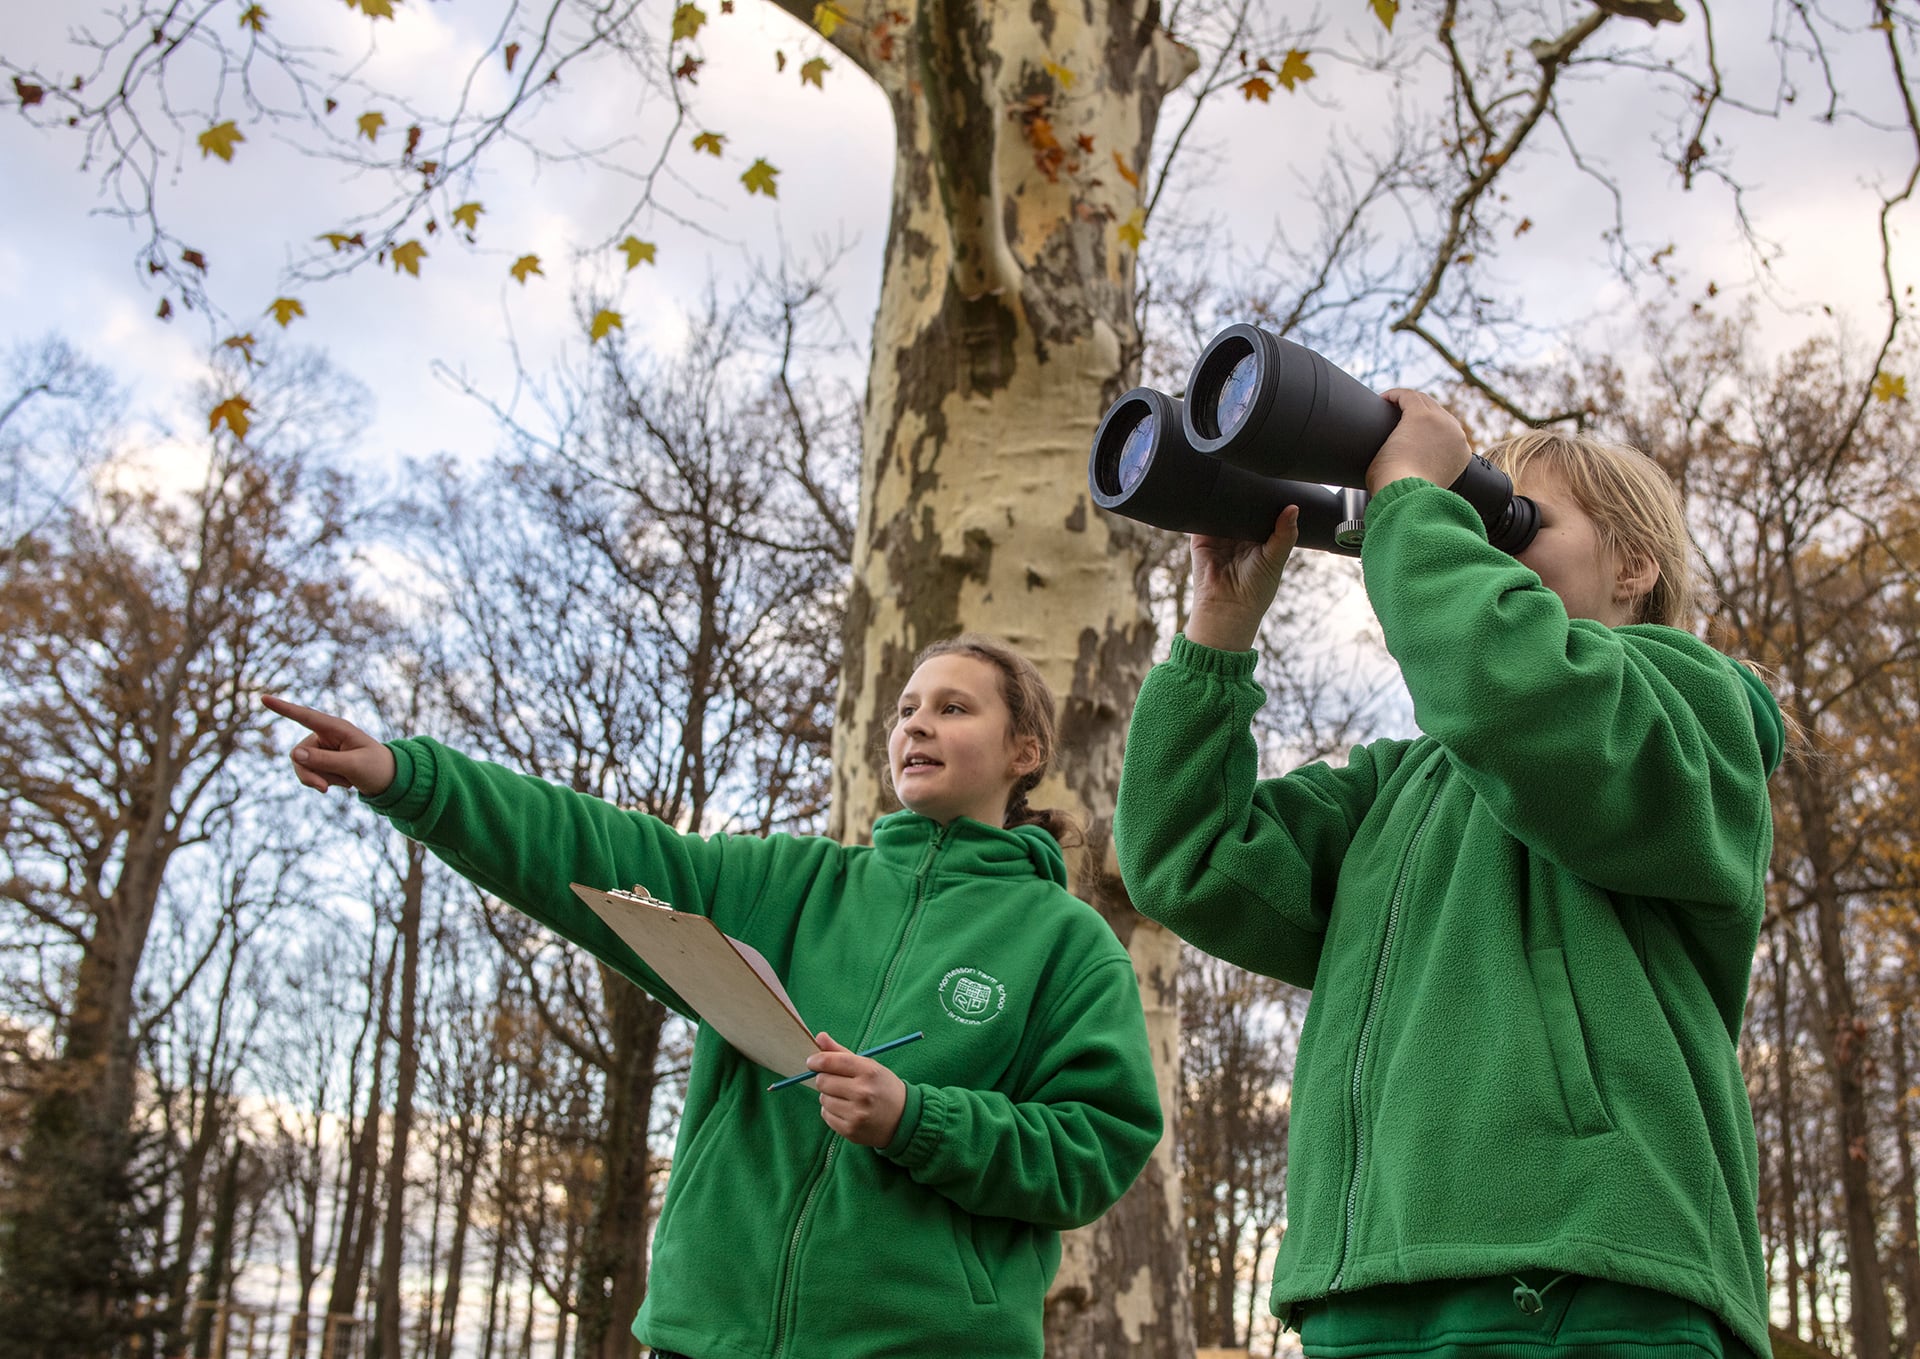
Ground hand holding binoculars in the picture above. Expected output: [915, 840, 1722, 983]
[1087, 325, 1539, 557]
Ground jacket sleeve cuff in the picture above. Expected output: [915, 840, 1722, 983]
[882, 1082, 937, 1166]
[364, 738, 435, 824]
[1169, 633, 1259, 678]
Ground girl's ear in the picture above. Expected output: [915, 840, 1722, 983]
[1614, 550, 1660, 615]
[1009, 733, 1043, 779]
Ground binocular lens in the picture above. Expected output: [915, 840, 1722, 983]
[1100, 407, 1157, 497]
[1213, 352, 1260, 443]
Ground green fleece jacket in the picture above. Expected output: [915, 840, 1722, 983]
[1115, 478, 1784, 1358]
[367, 739, 1160, 1359]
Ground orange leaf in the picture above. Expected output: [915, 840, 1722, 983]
[318, 231, 365, 252]
[589, 309, 624, 343]
[209, 396, 253, 439]
[1240, 75, 1272, 102]
[1112, 151, 1141, 189]
[390, 239, 427, 275]
[197, 121, 245, 161]
[504, 42, 520, 71]
[222, 333, 259, 364]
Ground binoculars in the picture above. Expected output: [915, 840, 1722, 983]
[1087, 324, 1539, 556]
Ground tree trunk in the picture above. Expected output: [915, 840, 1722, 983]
[1887, 1007, 1920, 1358]
[327, 939, 398, 1342]
[574, 976, 666, 1359]
[1774, 941, 1806, 1336]
[433, 1106, 488, 1359]
[374, 844, 427, 1359]
[796, 0, 1198, 1349]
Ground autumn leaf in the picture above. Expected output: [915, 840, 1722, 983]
[675, 55, 705, 81]
[1117, 208, 1146, 251]
[741, 158, 780, 197]
[589, 309, 624, 343]
[222, 333, 259, 364]
[181, 248, 209, 273]
[813, 1, 847, 36]
[357, 110, 386, 142]
[267, 297, 306, 327]
[14, 78, 45, 107]
[238, 4, 268, 31]
[504, 42, 520, 72]
[390, 239, 427, 275]
[197, 121, 245, 162]
[1112, 150, 1141, 189]
[617, 236, 658, 270]
[692, 130, 726, 156]
[404, 124, 422, 161]
[1872, 371, 1908, 403]
[1239, 75, 1272, 102]
[800, 57, 830, 88]
[346, 0, 397, 17]
[1369, 0, 1397, 31]
[209, 395, 253, 440]
[509, 254, 544, 284]
[1276, 49, 1314, 91]
[1514, 216, 1533, 237]
[157, 298, 173, 321]
[1044, 60, 1076, 89]
[451, 201, 484, 232]
[775, 50, 787, 72]
[672, 3, 707, 41]
[318, 231, 365, 252]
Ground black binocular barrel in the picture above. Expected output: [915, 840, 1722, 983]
[1184, 324, 1402, 484]
[1087, 389, 1362, 554]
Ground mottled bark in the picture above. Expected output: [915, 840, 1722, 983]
[778, 0, 1197, 1347]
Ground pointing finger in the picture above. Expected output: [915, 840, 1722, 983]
[261, 694, 362, 743]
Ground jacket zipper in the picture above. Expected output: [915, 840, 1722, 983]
[769, 822, 950, 1357]
[1330, 761, 1444, 1292]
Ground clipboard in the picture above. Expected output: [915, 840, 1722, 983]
[569, 883, 821, 1076]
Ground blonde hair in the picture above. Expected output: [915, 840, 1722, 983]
[904, 634, 1079, 844]
[1481, 430, 1696, 628]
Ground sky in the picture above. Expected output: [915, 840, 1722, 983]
[3, 2, 1914, 489]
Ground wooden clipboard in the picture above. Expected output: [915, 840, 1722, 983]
[569, 883, 821, 1076]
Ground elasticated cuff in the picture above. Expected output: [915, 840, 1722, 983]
[364, 738, 434, 823]
[1170, 633, 1259, 677]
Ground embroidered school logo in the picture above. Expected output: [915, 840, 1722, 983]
[938, 967, 1007, 1025]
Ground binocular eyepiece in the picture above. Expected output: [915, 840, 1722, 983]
[1089, 324, 1539, 556]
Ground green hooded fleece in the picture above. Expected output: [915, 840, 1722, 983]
[367, 739, 1161, 1359]
[1115, 478, 1784, 1358]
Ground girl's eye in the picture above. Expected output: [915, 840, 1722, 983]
[944, 703, 966, 714]
[898, 704, 916, 718]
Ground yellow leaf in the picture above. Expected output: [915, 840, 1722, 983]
[390, 239, 427, 275]
[589, 309, 624, 343]
[198, 121, 245, 161]
[1276, 49, 1315, 91]
[509, 254, 544, 284]
[1116, 208, 1146, 251]
[800, 57, 830, 88]
[692, 130, 726, 156]
[451, 201, 484, 231]
[209, 395, 253, 439]
[741, 158, 780, 197]
[619, 236, 657, 269]
[348, 0, 397, 17]
[357, 110, 386, 142]
[1239, 75, 1272, 102]
[1112, 150, 1141, 189]
[813, 1, 847, 36]
[1872, 371, 1907, 403]
[267, 297, 305, 327]
[318, 231, 364, 252]
[222, 333, 259, 365]
[672, 4, 707, 41]
[1044, 60, 1076, 89]
[238, 5, 268, 32]
[1368, 0, 1397, 30]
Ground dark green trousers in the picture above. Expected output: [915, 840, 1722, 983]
[1297, 1273, 1751, 1358]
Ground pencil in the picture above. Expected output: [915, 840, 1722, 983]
[767, 1031, 925, 1091]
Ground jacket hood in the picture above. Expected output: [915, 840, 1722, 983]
[871, 810, 1069, 887]
[1731, 660, 1786, 777]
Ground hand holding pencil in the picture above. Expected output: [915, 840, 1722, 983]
[804, 1031, 912, 1147]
